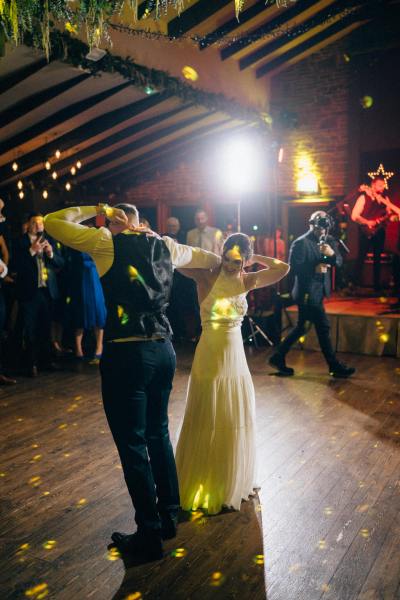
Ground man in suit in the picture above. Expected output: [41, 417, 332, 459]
[44, 202, 221, 561]
[269, 211, 355, 378]
[186, 208, 223, 254]
[13, 213, 64, 376]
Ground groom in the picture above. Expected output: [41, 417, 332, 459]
[44, 203, 220, 560]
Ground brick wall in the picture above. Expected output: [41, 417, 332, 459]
[270, 42, 351, 198]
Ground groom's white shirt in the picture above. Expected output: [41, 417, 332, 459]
[44, 206, 221, 277]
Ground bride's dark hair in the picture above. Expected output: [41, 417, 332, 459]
[223, 233, 253, 262]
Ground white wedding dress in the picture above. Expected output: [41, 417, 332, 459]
[175, 270, 256, 515]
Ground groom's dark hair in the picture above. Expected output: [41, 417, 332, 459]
[114, 203, 139, 221]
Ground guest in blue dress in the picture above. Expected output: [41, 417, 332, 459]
[67, 250, 106, 359]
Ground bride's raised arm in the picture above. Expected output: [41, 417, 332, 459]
[243, 254, 289, 291]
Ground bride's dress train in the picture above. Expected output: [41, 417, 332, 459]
[175, 270, 257, 515]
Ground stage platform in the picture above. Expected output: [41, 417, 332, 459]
[285, 296, 400, 357]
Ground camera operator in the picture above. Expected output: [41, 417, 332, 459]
[269, 211, 355, 378]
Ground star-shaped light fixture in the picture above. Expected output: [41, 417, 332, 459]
[368, 163, 394, 189]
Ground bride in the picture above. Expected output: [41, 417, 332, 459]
[176, 233, 289, 515]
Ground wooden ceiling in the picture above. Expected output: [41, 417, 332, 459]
[0, 0, 398, 198]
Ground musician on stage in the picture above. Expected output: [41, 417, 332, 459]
[351, 176, 400, 291]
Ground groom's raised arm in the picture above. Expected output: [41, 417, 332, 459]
[162, 236, 221, 270]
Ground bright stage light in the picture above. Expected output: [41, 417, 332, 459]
[218, 137, 263, 194]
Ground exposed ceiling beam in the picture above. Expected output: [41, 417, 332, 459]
[220, 0, 330, 61]
[168, 0, 232, 37]
[0, 73, 90, 128]
[30, 101, 190, 183]
[0, 57, 48, 93]
[72, 111, 215, 181]
[199, 0, 274, 50]
[0, 81, 132, 156]
[87, 118, 237, 185]
[239, 0, 354, 71]
[0, 91, 170, 185]
[255, 2, 374, 78]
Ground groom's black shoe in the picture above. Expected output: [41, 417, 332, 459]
[160, 513, 178, 540]
[269, 353, 294, 376]
[111, 530, 163, 561]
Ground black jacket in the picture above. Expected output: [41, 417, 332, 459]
[12, 233, 64, 301]
[289, 231, 343, 305]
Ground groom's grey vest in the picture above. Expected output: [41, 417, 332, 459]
[100, 233, 173, 341]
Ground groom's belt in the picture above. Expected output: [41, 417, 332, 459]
[107, 335, 167, 343]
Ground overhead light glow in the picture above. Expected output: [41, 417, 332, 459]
[43, 190, 48, 199]
[12, 162, 18, 171]
[218, 136, 264, 194]
[45, 161, 51, 170]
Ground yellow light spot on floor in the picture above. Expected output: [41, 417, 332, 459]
[74, 396, 82, 401]
[32, 454, 42, 461]
[356, 504, 369, 513]
[58, 424, 68, 430]
[318, 540, 327, 549]
[210, 571, 225, 586]
[32, 444, 39, 448]
[360, 528, 370, 538]
[43, 540, 57, 550]
[29, 476, 42, 487]
[125, 593, 142, 600]
[289, 563, 301, 572]
[321, 584, 330, 592]
[253, 554, 264, 565]
[17, 418, 23, 422]
[0, 472, 6, 477]
[171, 547, 187, 558]
[324, 507, 333, 516]
[24, 582, 49, 598]
[77, 498, 87, 507]
[43, 491, 50, 496]
[107, 547, 121, 561]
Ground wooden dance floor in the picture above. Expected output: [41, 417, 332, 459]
[1, 346, 400, 600]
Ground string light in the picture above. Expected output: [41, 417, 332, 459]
[18, 191, 24, 199]
[76, 160, 82, 169]
[65, 182, 71, 191]
[55, 150, 61, 159]
[42, 190, 48, 199]
[45, 161, 51, 170]
[12, 161, 18, 171]
[52, 171, 58, 180]
[182, 66, 199, 81]
[17, 180, 23, 189]
[70, 166, 76, 176]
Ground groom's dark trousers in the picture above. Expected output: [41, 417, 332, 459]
[100, 338, 179, 533]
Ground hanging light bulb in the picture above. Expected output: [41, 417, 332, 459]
[52, 171, 58, 180]
[12, 162, 18, 172]
[42, 190, 48, 199]
[18, 191, 24, 199]
[17, 180, 23, 189]
[70, 166, 76, 176]
[65, 182, 71, 191]
[55, 150, 61, 159]
[45, 160, 51, 170]
[76, 160, 82, 169]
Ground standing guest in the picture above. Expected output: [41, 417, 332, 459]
[12, 213, 64, 377]
[67, 249, 106, 359]
[0, 253, 16, 385]
[165, 216, 185, 243]
[186, 208, 223, 255]
[269, 211, 355, 378]
[162, 217, 186, 340]
[44, 202, 220, 561]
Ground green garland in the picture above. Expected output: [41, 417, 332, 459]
[0, 0, 264, 58]
[23, 28, 271, 130]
